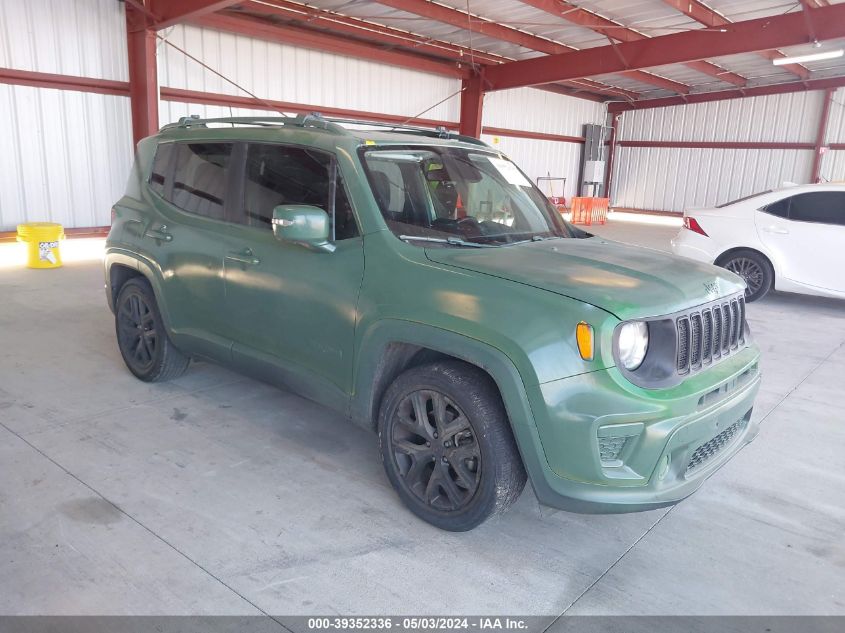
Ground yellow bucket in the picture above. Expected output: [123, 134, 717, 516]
[16, 222, 65, 269]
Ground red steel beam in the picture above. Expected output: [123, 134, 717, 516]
[233, 0, 506, 66]
[192, 13, 469, 78]
[161, 86, 460, 129]
[617, 140, 815, 150]
[608, 75, 845, 112]
[520, 0, 746, 87]
[482, 126, 585, 144]
[229, 2, 615, 101]
[660, 0, 809, 80]
[234, 2, 633, 101]
[459, 76, 484, 137]
[485, 3, 845, 90]
[160, 86, 589, 144]
[0, 67, 129, 96]
[369, 0, 690, 94]
[148, 0, 242, 30]
[126, 3, 159, 146]
[811, 88, 835, 182]
[604, 113, 619, 201]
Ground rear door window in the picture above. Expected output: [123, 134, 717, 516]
[786, 192, 845, 226]
[168, 143, 234, 221]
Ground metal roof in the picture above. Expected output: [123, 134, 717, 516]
[226, 0, 845, 103]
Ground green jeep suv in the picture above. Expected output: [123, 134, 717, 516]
[105, 114, 761, 531]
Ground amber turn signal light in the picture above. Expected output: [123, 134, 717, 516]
[576, 322, 594, 361]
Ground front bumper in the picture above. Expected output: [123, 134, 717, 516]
[523, 345, 761, 513]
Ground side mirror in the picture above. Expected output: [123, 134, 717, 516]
[271, 205, 335, 253]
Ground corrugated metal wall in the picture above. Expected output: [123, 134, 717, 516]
[0, 0, 131, 231]
[616, 92, 822, 144]
[0, 0, 127, 80]
[611, 91, 825, 212]
[482, 88, 606, 200]
[483, 88, 606, 138]
[158, 24, 462, 123]
[820, 87, 845, 183]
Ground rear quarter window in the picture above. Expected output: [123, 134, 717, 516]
[149, 143, 175, 197]
[760, 196, 790, 218]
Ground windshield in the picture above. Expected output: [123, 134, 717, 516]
[360, 146, 579, 246]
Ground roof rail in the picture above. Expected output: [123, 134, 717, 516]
[158, 112, 490, 146]
[159, 112, 349, 134]
[316, 117, 489, 146]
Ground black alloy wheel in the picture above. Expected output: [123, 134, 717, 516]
[114, 277, 189, 382]
[378, 361, 526, 531]
[389, 389, 482, 512]
[117, 289, 158, 375]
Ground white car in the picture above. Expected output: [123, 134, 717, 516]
[671, 183, 845, 302]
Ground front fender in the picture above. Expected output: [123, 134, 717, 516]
[349, 318, 561, 505]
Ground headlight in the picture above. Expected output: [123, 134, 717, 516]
[617, 321, 649, 370]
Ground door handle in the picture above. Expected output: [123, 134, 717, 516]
[225, 249, 261, 266]
[144, 225, 173, 242]
[762, 226, 789, 235]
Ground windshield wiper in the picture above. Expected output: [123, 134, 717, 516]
[399, 235, 493, 248]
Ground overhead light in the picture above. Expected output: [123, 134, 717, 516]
[773, 49, 844, 65]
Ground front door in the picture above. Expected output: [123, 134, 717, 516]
[223, 142, 365, 409]
[756, 190, 845, 292]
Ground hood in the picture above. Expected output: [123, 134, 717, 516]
[425, 237, 745, 320]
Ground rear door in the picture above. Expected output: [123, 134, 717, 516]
[223, 142, 365, 408]
[755, 190, 845, 292]
[142, 141, 238, 359]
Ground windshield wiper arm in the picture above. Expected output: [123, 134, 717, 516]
[399, 235, 492, 248]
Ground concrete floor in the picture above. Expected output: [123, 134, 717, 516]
[1, 219, 843, 617]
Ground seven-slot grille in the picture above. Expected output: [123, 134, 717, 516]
[676, 294, 746, 375]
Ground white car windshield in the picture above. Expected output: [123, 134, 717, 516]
[360, 146, 578, 246]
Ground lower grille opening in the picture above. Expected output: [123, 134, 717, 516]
[685, 416, 748, 475]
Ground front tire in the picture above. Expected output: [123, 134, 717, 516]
[720, 249, 773, 302]
[115, 277, 189, 382]
[378, 360, 526, 531]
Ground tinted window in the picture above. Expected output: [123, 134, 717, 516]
[169, 143, 233, 221]
[149, 143, 175, 197]
[788, 192, 845, 226]
[761, 196, 791, 218]
[241, 144, 359, 240]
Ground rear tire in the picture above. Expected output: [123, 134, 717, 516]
[378, 360, 526, 531]
[719, 249, 773, 302]
[115, 277, 189, 382]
